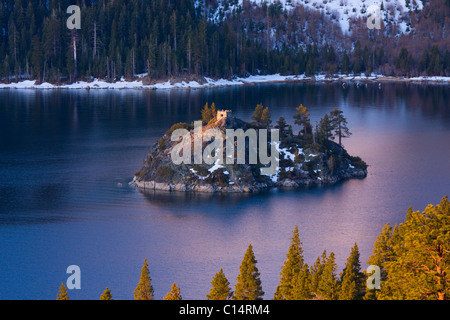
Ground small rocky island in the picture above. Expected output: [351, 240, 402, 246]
[130, 103, 367, 193]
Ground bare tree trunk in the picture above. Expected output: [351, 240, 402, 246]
[106, 56, 110, 80]
[73, 36, 78, 79]
[338, 119, 342, 145]
[266, 3, 270, 65]
[93, 22, 97, 60]
[187, 37, 191, 74]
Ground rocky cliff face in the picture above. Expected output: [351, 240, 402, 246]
[130, 116, 367, 193]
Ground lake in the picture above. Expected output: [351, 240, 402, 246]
[0, 82, 449, 300]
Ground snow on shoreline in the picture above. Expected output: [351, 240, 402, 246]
[0, 73, 449, 90]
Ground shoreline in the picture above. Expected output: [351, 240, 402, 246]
[1, 74, 449, 90]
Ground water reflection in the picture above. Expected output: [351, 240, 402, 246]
[0, 83, 449, 299]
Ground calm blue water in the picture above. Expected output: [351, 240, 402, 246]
[0, 83, 449, 300]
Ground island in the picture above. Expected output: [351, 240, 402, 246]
[130, 103, 367, 193]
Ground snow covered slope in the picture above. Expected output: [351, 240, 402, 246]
[206, 0, 424, 34]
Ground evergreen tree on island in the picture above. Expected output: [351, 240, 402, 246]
[275, 116, 293, 143]
[330, 108, 351, 146]
[293, 104, 312, 139]
[206, 268, 233, 300]
[317, 113, 334, 144]
[234, 244, 264, 300]
[134, 259, 154, 300]
[251, 104, 271, 128]
[201, 102, 217, 125]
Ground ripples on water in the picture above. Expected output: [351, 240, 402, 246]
[0, 83, 449, 299]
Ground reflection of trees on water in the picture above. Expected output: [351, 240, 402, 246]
[138, 188, 264, 216]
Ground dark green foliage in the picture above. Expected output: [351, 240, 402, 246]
[292, 264, 312, 300]
[337, 243, 365, 300]
[352, 40, 363, 75]
[348, 155, 368, 170]
[310, 251, 327, 294]
[395, 48, 413, 76]
[234, 244, 264, 300]
[275, 116, 293, 143]
[206, 268, 233, 300]
[328, 155, 336, 175]
[316, 251, 338, 299]
[428, 45, 442, 76]
[317, 114, 334, 144]
[156, 166, 174, 180]
[341, 50, 350, 75]
[274, 226, 311, 300]
[209, 168, 229, 187]
[0, 1, 446, 81]
[329, 108, 351, 145]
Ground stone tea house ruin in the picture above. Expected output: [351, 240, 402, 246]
[217, 110, 232, 121]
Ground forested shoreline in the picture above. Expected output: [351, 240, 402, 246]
[1, 0, 450, 85]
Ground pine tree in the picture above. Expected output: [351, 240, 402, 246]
[338, 243, 365, 300]
[329, 108, 351, 145]
[234, 244, 264, 300]
[206, 268, 233, 300]
[328, 155, 335, 175]
[317, 252, 338, 300]
[201, 102, 217, 124]
[352, 40, 363, 75]
[317, 114, 334, 144]
[251, 103, 264, 127]
[275, 116, 292, 143]
[364, 223, 393, 300]
[100, 287, 112, 300]
[381, 197, 450, 300]
[292, 264, 312, 300]
[293, 104, 312, 138]
[260, 106, 272, 128]
[341, 50, 350, 75]
[56, 283, 69, 300]
[310, 250, 327, 295]
[201, 102, 210, 124]
[428, 45, 442, 76]
[418, 49, 430, 74]
[274, 226, 306, 300]
[164, 283, 182, 300]
[31, 35, 43, 81]
[395, 47, 412, 76]
[134, 259, 154, 300]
